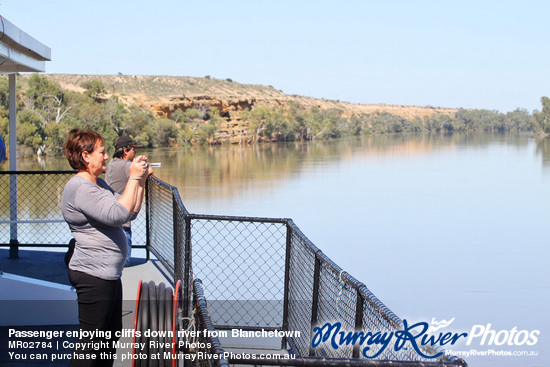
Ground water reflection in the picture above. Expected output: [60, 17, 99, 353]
[534, 135, 550, 168]
[146, 133, 536, 203]
[1, 132, 540, 201]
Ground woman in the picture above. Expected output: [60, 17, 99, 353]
[61, 128, 152, 366]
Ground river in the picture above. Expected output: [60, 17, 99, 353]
[2, 132, 548, 366]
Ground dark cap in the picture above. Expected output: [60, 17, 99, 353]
[114, 136, 139, 150]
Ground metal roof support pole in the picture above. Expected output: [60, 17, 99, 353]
[9, 73, 18, 258]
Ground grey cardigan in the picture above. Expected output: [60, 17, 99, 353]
[61, 176, 136, 280]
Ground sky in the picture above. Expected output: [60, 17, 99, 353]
[2, 0, 549, 113]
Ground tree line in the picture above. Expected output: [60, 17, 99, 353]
[1, 74, 549, 157]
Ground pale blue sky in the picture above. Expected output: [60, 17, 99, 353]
[2, 0, 549, 113]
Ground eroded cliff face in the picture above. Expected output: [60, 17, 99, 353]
[34, 74, 459, 121]
[149, 94, 458, 121]
[20, 74, 461, 144]
[150, 96, 257, 120]
[149, 96, 259, 143]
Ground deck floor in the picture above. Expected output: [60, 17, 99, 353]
[0, 248, 172, 367]
[1, 248, 291, 366]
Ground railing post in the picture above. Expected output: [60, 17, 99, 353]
[353, 293, 364, 358]
[9, 173, 18, 259]
[172, 187, 193, 319]
[144, 177, 150, 261]
[8, 74, 18, 259]
[173, 190, 183, 285]
[309, 256, 321, 357]
[281, 221, 292, 349]
[183, 214, 192, 319]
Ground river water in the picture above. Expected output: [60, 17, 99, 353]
[3, 133, 548, 366]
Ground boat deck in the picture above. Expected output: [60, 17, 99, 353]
[0, 248, 173, 367]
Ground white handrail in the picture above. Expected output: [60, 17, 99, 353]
[0, 219, 65, 224]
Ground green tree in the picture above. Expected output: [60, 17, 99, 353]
[535, 97, 550, 133]
[172, 108, 203, 129]
[199, 108, 222, 144]
[154, 118, 179, 147]
[242, 105, 273, 142]
[263, 107, 293, 141]
[23, 75, 71, 125]
[0, 77, 9, 109]
[80, 80, 106, 99]
[369, 112, 406, 134]
[16, 109, 43, 151]
[44, 122, 72, 155]
[287, 101, 310, 140]
[172, 108, 205, 144]
[504, 108, 533, 132]
[124, 106, 155, 147]
[103, 97, 127, 134]
[18, 74, 75, 154]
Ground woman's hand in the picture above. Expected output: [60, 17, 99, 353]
[144, 163, 154, 179]
[129, 155, 149, 179]
[119, 155, 151, 213]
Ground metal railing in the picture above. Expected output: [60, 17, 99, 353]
[146, 175, 467, 366]
[0, 171, 467, 366]
[0, 171, 147, 256]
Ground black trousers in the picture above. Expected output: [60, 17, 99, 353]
[68, 269, 122, 367]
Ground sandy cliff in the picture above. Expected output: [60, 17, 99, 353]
[30, 74, 459, 122]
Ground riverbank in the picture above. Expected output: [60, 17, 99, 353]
[2, 74, 539, 158]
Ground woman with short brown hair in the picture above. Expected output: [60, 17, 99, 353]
[61, 128, 152, 366]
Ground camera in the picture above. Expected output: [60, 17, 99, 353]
[140, 158, 161, 168]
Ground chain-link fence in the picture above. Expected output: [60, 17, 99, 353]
[190, 215, 287, 330]
[146, 175, 467, 367]
[0, 171, 147, 252]
[285, 220, 463, 364]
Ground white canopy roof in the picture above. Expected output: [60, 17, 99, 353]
[0, 15, 51, 173]
[0, 16, 51, 73]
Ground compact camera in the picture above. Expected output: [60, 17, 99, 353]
[140, 158, 161, 169]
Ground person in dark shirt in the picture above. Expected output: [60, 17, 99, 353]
[0, 135, 6, 163]
[105, 136, 139, 266]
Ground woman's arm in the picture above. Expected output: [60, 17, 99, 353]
[117, 156, 150, 213]
[73, 182, 132, 227]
